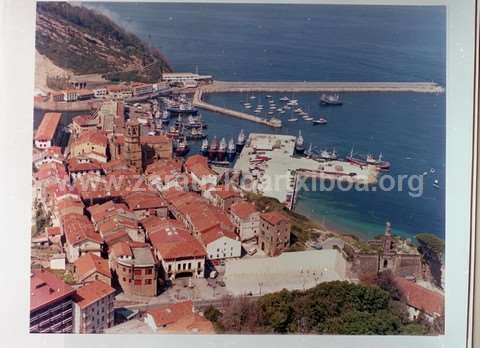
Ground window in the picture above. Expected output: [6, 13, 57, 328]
[168, 265, 172, 272]
[183, 263, 186, 270]
[134, 269, 142, 276]
[145, 279, 152, 285]
[188, 263, 191, 269]
[122, 277, 126, 282]
[178, 264, 181, 270]
[198, 262, 201, 268]
[145, 268, 153, 275]
[134, 279, 142, 285]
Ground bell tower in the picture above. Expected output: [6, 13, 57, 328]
[124, 119, 142, 173]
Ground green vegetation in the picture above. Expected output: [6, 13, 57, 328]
[208, 281, 433, 335]
[416, 233, 444, 288]
[36, 2, 171, 82]
[48, 268, 75, 285]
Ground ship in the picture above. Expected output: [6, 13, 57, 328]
[184, 115, 207, 129]
[236, 129, 246, 152]
[208, 137, 219, 161]
[201, 138, 209, 156]
[186, 127, 206, 140]
[217, 137, 227, 162]
[320, 149, 337, 161]
[167, 102, 199, 116]
[227, 138, 236, 162]
[161, 110, 170, 124]
[295, 130, 305, 155]
[346, 149, 390, 170]
[320, 93, 343, 105]
[305, 143, 313, 158]
[365, 153, 391, 170]
[175, 136, 190, 157]
[312, 117, 328, 125]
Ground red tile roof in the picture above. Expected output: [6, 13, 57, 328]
[149, 223, 206, 260]
[35, 112, 61, 141]
[62, 213, 102, 245]
[201, 226, 238, 245]
[73, 280, 115, 309]
[74, 253, 111, 280]
[30, 269, 75, 311]
[124, 191, 167, 210]
[34, 162, 67, 181]
[73, 130, 108, 147]
[260, 211, 289, 225]
[46, 226, 61, 237]
[394, 277, 444, 317]
[147, 300, 193, 327]
[211, 185, 241, 200]
[68, 157, 104, 172]
[73, 114, 97, 127]
[230, 201, 257, 219]
[87, 201, 130, 224]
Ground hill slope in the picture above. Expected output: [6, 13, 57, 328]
[35, 2, 172, 83]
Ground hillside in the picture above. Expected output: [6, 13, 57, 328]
[35, 2, 172, 83]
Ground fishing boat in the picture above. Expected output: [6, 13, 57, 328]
[305, 143, 313, 158]
[201, 138, 209, 156]
[175, 136, 189, 157]
[295, 131, 305, 155]
[236, 129, 246, 152]
[365, 153, 391, 170]
[208, 137, 219, 161]
[320, 93, 343, 105]
[346, 149, 390, 170]
[312, 117, 328, 125]
[217, 137, 227, 161]
[320, 149, 337, 161]
[227, 138, 236, 162]
[186, 127, 206, 140]
[280, 96, 289, 102]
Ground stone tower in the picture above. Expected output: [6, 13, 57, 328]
[124, 119, 142, 173]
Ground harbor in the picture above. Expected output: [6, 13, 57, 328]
[233, 133, 380, 207]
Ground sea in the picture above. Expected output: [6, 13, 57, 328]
[40, 3, 446, 241]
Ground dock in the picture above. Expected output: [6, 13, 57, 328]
[192, 89, 282, 128]
[192, 80, 444, 127]
[234, 133, 379, 206]
[200, 80, 445, 93]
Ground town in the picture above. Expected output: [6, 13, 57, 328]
[30, 71, 445, 334]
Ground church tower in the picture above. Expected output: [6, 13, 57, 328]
[124, 119, 142, 173]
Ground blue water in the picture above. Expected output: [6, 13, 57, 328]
[84, 3, 446, 240]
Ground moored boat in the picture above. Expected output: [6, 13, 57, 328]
[320, 93, 343, 105]
[217, 137, 227, 161]
[295, 130, 305, 155]
[227, 138, 236, 162]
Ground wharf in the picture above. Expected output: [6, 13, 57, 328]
[193, 89, 282, 128]
[234, 133, 379, 206]
[200, 80, 445, 93]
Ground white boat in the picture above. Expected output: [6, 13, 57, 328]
[294, 108, 303, 113]
[254, 109, 262, 114]
[250, 95, 256, 100]
[280, 96, 289, 102]
[288, 118, 298, 122]
[304, 117, 313, 121]
[245, 105, 252, 109]
[267, 111, 274, 115]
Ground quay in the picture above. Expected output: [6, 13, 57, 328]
[192, 89, 282, 128]
[200, 80, 445, 93]
[234, 133, 379, 206]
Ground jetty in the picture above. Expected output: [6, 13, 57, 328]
[193, 88, 282, 128]
[200, 80, 445, 93]
[192, 80, 444, 127]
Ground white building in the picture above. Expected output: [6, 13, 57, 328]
[201, 227, 241, 261]
[162, 72, 213, 84]
[93, 87, 108, 98]
[73, 280, 115, 333]
[230, 201, 260, 241]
